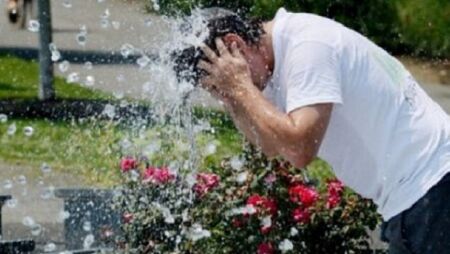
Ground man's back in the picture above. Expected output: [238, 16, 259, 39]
[264, 8, 450, 220]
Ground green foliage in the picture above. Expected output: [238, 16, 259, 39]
[395, 0, 450, 58]
[150, 0, 449, 58]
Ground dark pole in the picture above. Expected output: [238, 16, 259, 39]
[38, 0, 55, 100]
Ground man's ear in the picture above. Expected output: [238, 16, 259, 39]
[222, 33, 246, 52]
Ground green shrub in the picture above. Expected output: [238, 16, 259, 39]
[148, 0, 449, 58]
[395, 0, 450, 58]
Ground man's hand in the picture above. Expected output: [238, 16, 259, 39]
[197, 38, 253, 101]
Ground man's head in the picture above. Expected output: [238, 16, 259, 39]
[173, 8, 273, 89]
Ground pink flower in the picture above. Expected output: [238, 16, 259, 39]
[120, 157, 138, 173]
[260, 225, 272, 234]
[193, 173, 220, 197]
[232, 217, 244, 228]
[292, 207, 311, 224]
[142, 166, 175, 184]
[288, 184, 319, 208]
[257, 242, 274, 254]
[122, 212, 133, 224]
[327, 179, 344, 196]
[327, 194, 341, 209]
[264, 173, 277, 186]
[326, 179, 344, 209]
[246, 194, 277, 216]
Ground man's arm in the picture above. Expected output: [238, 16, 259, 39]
[198, 39, 333, 168]
[227, 84, 332, 168]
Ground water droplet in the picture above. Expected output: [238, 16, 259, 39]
[3, 179, 13, 189]
[84, 61, 93, 70]
[151, 0, 160, 11]
[22, 216, 35, 227]
[137, 55, 150, 68]
[230, 156, 244, 171]
[101, 8, 110, 19]
[66, 72, 80, 83]
[83, 234, 95, 249]
[76, 33, 87, 46]
[187, 224, 211, 242]
[23, 126, 34, 137]
[120, 43, 134, 58]
[142, 82, 152, 93]
[0, 114, 7, 123]
[84, 76, 95, 87]
[28, 20, 40, 32]
[83, 221, 92, 231]
[113, 91, 124, 99]
[57, 210, 70, 223]
[62, 0, 72, 8]
[17, 175, 26, 185]
[30, 223, 42, 236]
[51, 51, 61, 62]
[112, 21, 120, 30]
[43, 242, 56, 252]
[41, 163, 52, 174]
[100, 18, 110, 28]
[6, 198, 18, 208]
[102, 104, 116, 119]
[116, 74, 125, 82]
[205, 142, 217, 155]
[49, 43, 61, 62]
[59, 60, 70, 72]
[40, 186, 55, 199]
[290, 227, 298, 236]
[144, 18, 152, 27]
[279, 239, 294, 252]
[7, 123, 16, 135]
[236, 171, 248, 184]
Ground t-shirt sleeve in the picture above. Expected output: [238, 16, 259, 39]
[285, 41, 343, 113]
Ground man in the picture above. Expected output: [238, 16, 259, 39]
[180, 7, 450, 253]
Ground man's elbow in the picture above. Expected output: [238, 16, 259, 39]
[284, 149, 315, 169]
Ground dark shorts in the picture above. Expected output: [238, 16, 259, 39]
[381, 173, 450, 254]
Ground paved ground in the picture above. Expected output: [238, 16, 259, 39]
[0, 162, 87, 252]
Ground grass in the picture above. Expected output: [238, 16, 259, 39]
[0, 56, 112, 100]
[0, 56, 243, 185]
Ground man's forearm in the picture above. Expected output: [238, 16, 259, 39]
[226, 84, 304, 160]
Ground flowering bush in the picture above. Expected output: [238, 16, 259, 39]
[115, 145, 381, 253]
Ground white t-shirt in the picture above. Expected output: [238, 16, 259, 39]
[264, 8, 450, 220]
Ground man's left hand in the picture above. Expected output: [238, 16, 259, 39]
[197, 38, 253, 101]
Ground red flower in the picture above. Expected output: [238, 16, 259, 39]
[143, 166, 175, 184]
[120, 157, 138, 173]
[232, 217, 243, 228]
[257, 242, 274, 254]
[292, 207, 311, 224]
[326, 179, 344, 209]
[327, 179, 344, 196]
[327, 194, 341, 209]
[288, 184, 319, 207]
[122, 212, 133, 224]
[260, 225, 272, 234]
[246, 194, 277, 216]
[193, 173, 220, 197]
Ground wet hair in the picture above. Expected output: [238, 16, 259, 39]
[173, 8, 265, 84]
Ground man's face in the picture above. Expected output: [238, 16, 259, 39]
[244, 45, 273, 90]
